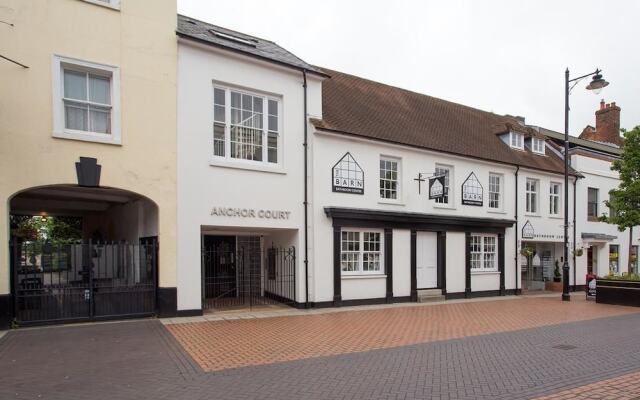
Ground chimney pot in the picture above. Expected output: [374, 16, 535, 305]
[600, 99, 605, 110]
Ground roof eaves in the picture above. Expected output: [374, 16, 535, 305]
[312, 123, 580, 178]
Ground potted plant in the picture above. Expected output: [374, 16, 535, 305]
[553, 260, 562, 282]
[520, 246, 534, 258]
[573, 247, 584, 257]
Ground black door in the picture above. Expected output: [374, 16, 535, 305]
[202, 236, 238, 304]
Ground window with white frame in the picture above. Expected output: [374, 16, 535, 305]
[526, 178, 538, 213]
[488, 173, 502, 209]
[470, 234, 497, 272]
[510, 132, 524, 149]
[52, 55, 120, 144]
[340, 230, 383, 275]
[532, 137, 545, 154]
[213, 85, 280, 165]
[380, 157, 399, 200]
[549, 182, 561, 215]
[434, 165, 452, 205]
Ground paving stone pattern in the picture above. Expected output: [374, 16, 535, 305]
[1, 300, 640, 399]
[167, 296, 639, 371]
[532, 370, 640, 400]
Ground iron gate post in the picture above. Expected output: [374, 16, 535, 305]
[88, 239, 94, 319]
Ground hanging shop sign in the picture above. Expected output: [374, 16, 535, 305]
[428, 175, 446, 199]
[522, 220, 535, 239]
[210, 207, 291, 220]
[461, 172, 483, 206]
[332, 152, 364, 194]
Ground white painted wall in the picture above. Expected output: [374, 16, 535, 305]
[176, 41, 323, 310]
[572, 154, 640, 283]
[516, 167, 577, 286]
[311, 130, 577, 300]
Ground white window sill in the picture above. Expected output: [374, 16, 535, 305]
[378, 199, 405, 206]
[524, 213, 541, 218]
[209, 158, 285, 174]
[433, 204, 456, 210]
[549, 215, 563, 219]
[471, 270, 500, 275]
[53, 130, 121, 145]
[487, 209, 507, 214]
[342, 274, 387, 280]
[79, 0, 121, 10]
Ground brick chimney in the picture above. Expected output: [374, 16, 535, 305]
[579, 100, 623, 146]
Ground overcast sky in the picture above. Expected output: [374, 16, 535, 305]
[178, 0, 640, 135]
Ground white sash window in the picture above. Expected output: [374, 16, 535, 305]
[213, 85, 281, 165]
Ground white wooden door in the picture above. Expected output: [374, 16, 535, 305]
[416, 232, 438, 289]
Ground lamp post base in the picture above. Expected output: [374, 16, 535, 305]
[562, 262, 571, 301]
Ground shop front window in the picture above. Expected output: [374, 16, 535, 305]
[609, 244, 619, 274]
[340, 229, 384, 275]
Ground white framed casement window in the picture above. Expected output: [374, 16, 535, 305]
[549, 182, 561, 216]
[434, 164, 453, 206]
[488, 173, 502, 210]
[52, 55, 121, 145]
[379, 156, 400, 200]
[470, 234, 498, 272]
[532, 137, 545, 154]
[340, 229, 384, 275]
[510, 132, 524, 150]
[525, 178, 539, 214]
[212, 85, 282, 168]
[79, 0, 121, 10]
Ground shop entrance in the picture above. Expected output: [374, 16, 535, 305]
[201, 235, 296, 310]
[416, 232, 438, 289]
[521, 242, 559, 291]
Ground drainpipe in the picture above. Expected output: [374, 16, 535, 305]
[514, 165, 520, 294]
[572, 177, 577, 291]
[302, 70, 310, 307]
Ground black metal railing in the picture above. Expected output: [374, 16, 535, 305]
[202, 246, 296, 310]
[11, 239, 157, 325]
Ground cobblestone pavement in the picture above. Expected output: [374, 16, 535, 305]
[1, 297, 640, 399]
[166, 295, 639, 371]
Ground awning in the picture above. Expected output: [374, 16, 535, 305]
[581, 232, 617, 242]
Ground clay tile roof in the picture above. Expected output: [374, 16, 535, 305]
[314, 67, 574, 175]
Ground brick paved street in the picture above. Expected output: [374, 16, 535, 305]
[1, 295, 640, 399]
[167, 295, 639, 371]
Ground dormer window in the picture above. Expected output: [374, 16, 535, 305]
[532, 137, 545, 154]
[510, 132, 524, 150]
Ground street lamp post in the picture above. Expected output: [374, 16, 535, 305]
[563, 68, 609, 301]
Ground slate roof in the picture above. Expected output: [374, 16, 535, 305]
[536, 126, 622, 156]
[177, 15, 327, 77]
[312, 68, 576, 176]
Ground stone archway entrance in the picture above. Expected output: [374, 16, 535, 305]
[9, 185, 158, 325]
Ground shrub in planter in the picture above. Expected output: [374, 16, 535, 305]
[596, 272, 640, 307]
[553, 260, 562, 283]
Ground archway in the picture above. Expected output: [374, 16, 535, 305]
[9, 184, 159, 325]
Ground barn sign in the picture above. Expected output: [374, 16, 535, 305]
[332, 152, 364, 194]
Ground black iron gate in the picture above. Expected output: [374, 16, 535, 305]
[11, 239, 157, 325]
[202, 245, 296, 310]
